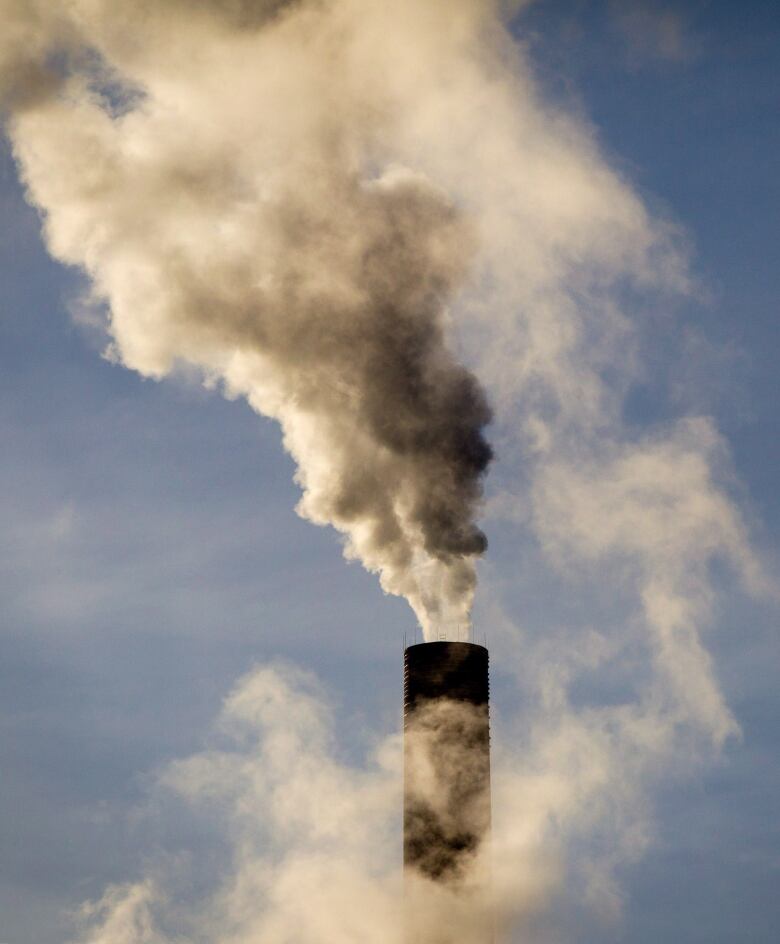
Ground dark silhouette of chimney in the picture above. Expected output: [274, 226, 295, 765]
[403, 641, 492, 943]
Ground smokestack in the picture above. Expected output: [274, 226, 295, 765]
[403, 641, 492, 944]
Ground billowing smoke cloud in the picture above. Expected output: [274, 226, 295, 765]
[0, 0, 493, 636]
[1, 0, 772, 941]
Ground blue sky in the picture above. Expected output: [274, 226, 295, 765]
[0, 2, 778, 942]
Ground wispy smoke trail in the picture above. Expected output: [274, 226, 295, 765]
[1, 0, 771, 941]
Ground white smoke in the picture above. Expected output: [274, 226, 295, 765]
[1, 0, 771, 940]
[71, 665, 404, 944]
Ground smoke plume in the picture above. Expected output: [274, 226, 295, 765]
[0, 0, 493, 636]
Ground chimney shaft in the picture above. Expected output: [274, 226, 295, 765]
[403, 641, 492, 943]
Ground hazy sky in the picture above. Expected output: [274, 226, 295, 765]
[1, 2, 778, 942]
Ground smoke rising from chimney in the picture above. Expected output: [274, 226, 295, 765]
[1, 0, 493, 637]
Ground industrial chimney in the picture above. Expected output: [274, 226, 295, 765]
[403, 641, 492, 944]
